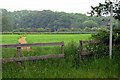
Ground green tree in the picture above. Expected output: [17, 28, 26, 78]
[83, 20, 98, 28]
[2, 16, 12, 32]
[0, 9, 12, 32]
[89, 0, 120, 21]
[89, 0, 120, 33]
[1, 9, 109, 32]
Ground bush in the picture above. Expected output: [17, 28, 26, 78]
[91, 29, 120, 44]
[64, 41, 80, 69]
[91, 29, 109, 41]
[85, 29, 120, 58]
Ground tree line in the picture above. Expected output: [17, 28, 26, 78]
[0, 9, 117, 32]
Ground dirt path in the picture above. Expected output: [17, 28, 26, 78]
[18, 37, 30, 51]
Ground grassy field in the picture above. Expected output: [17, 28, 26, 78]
[2, 34, 91, 58]
[1, 34, 119, 78]
[1, 34, 91, 44]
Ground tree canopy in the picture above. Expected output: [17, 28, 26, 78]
[1, 9, 114, 32]
[89, 0, 120, 21]
[0, 9, 12, 32]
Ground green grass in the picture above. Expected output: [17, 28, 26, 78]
[1, 34, 91, 44]
[1, 34, 119, 78]
[2, 34, 91, 58]
[2, 57, 118, 78]
[1, 34, 21, 44]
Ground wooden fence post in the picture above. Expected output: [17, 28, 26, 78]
[61, 41, 64, 54]
[79, 40, 83, 61]
[17, 44, 21, 57]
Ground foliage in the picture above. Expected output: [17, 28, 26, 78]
[89, 0, 120, 21]
[83, 20, 98, 28]
[91, 29, 120, 44]
[65, 41, 80, 69]
[1, 9, 112, 32]
[0, 9, 12, 32]
[91, 29, 110, 41]
[85, 28, 120, 58]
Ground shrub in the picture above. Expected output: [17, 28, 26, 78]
[86, 29, 120, 58]
[64, 41, 80, 69]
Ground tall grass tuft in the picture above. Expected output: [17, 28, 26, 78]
[64, 41, 80, 69]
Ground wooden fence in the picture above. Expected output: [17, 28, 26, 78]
[0, 41, 64, 63]
[79, 40, 104, 60]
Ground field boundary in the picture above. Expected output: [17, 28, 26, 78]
[0, 32, 96, 34]
[0, 41, 64, 63]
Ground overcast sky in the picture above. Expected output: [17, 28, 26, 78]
[0, 0, 105, 14]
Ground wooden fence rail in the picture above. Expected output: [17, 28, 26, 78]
[0, 54, 64, 63]
[0, 42, 64, 48]
[79, 40, 104, 60]
[0, 41, 64, 63]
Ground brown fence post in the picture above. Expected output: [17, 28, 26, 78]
[61, 41, 64, 54]
[79, 40, 83, 61]
[17, 43, 21, 57]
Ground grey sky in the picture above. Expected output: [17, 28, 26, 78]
[0, 0, 105, 14]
